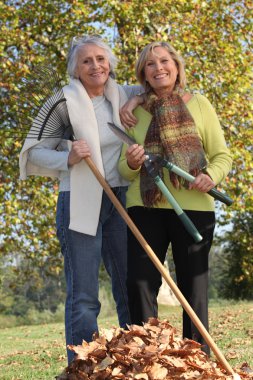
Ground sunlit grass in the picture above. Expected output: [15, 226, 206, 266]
[0, 301, 252, 379]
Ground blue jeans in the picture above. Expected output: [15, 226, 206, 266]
[56, 188, 130, 363]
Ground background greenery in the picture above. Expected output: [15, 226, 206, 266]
[0, 0, 252, 326]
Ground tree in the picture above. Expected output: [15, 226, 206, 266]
[218, 211, 253, 299]
[1, 0, 99, 281]
[1, 0, 252, 301]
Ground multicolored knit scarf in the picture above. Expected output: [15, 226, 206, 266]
[140, 91, 207, 207]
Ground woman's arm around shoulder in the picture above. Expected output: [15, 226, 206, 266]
[120, 85, 145, 129]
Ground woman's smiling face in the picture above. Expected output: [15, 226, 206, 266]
[75, 44, 110, 97]
[144, 46, 178, 96]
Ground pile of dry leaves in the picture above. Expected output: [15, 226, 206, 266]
[56, 318, 252, 380]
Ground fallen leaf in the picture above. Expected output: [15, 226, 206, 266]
[56, 318, 253, 380]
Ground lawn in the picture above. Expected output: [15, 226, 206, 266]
[0, 301, 252, 380]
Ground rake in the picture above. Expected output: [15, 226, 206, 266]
[11, 67, 73, 141]
[12, 66, 240, 378]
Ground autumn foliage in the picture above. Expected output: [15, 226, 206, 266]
[1, 0, 252, 313]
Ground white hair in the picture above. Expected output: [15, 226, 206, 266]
[67, 35, 117, 78]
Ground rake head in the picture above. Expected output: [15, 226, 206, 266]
[9, 66, 74, 141]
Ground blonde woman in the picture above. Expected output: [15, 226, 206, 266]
[119, 41, 232, 355]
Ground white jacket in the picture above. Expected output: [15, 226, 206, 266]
[19, 77, 128, 236]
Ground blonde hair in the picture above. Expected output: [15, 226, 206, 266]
[135, 41, 186, 93]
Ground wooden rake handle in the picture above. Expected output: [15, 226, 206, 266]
[85, 157, 235, 377]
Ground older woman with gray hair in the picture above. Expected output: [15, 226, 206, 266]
[20, 35, 141, 363]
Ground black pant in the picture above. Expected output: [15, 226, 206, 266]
[127, 207, 215, 355]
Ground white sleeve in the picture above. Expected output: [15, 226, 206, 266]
[28, 138, 69, 172]
[122, 85, 143, 99]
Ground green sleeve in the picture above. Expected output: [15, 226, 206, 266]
[196, 94, 233, 185]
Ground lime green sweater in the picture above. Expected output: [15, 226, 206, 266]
[118, 93, 232, 211]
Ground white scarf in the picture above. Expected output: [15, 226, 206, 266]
[19, 77, 128, 235]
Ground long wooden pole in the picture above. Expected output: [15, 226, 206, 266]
[85, 157, 237, 377]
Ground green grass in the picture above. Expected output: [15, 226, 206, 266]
[0, 301, 252, 379]
[159, 300, 253, 370]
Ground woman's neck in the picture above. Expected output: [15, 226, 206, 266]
[153, 88, 173, 98]
[87, 88, 104, 98]
[79, 80, 105, 98]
